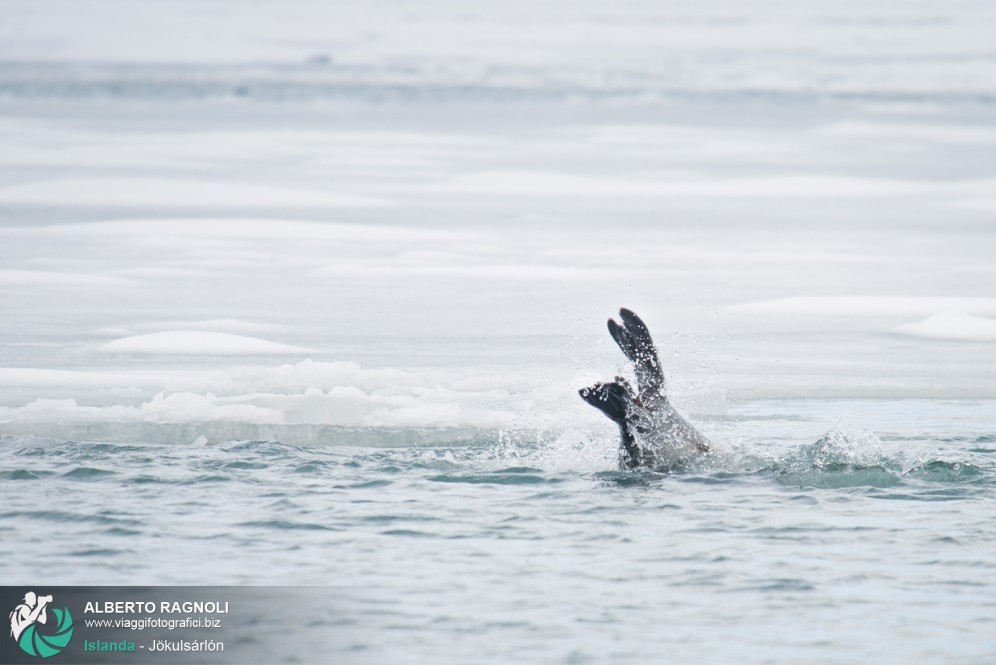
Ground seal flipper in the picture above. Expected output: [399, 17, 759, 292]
[579, 381, 630, 426]
[583, 308, 711, 471]
[608, 318, 636, 363]
[579, 381, 640, 468]
[609, 308, 666, 401]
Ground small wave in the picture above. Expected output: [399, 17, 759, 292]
[222, 461, 269, 470]
[361, 515, 438, 524]
[0, 510, 140, 526]
[61, 466, 117, 480]
[492, 466, 544, 474]
[702, 419, 990, 490]
[731, 578, 817, 593]
[903, 460, 982, 482]
[969, 434, 996, 453]
[763, 453, 984, 491]
[237, 520, 337, 531]
[126, 475, 178, 485]
[427, 472, 555, 485]
[220, 440, 310, 457]
[774, 464, 901, 489]
[593, 470, 668, 487]
[293, 461, 333, 474]
[340, 479, 392, 489]
[179, 475, 231, 484]
[0, 469, 55, 481]
[69, 548, 127, 558]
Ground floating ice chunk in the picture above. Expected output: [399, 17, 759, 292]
[896, 311, 996, 342]
[244, 359, 420, 392]
[99, 331, 313, 355]
[140, 391, 283, 423]
[364, 403, 465, 427]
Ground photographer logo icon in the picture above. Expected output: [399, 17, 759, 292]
[9, 592, 74, 658]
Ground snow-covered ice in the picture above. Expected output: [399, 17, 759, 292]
[0, 0, 994, 428]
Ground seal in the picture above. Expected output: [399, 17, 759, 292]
[580, 308, 710, 471]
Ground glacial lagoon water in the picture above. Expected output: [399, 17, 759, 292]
[2, 1, 996, 662]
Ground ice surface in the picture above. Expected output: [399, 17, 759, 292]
[98, 331, 314, 355]
[726, 297, 996, 317]
[420, 171, 996, 198]
[0, 367, 161, 389]
[896, 311, 996, 342]
[126, 319, 290, 334]
[0, 0, 994, 432]
[2, 0, 995, 101]
[0, 359, 569, 429]
[0, 178, 384, 208]
[0, 269, 135, 287]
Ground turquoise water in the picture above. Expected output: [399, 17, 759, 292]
[2, 400, 993, 663]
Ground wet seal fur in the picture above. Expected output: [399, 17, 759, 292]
[580, 308, 710, 471]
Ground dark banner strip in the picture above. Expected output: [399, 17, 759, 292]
[1, 587, 358, 665]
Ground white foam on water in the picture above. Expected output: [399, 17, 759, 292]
[809, 417, 885, 469]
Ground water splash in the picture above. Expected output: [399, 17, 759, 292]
[797, 417, 884, 468]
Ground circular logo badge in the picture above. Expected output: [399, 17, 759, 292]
[9, 593, 74, 658]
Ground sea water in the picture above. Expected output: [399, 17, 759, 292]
[1, 1, 995, 663]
